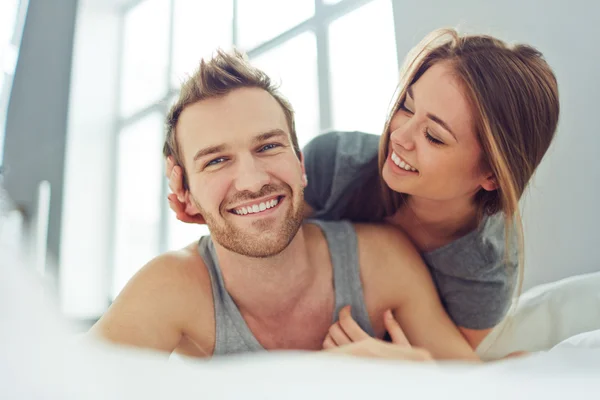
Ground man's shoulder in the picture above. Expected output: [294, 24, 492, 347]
[353, 223, 416, 252]
[130, 241, 212, 301]
[89, 241, 215, 355]
[305, 220, 418, 256]
[353, 223, 424, 278]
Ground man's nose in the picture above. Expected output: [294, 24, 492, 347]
[232, 156, 271, 193]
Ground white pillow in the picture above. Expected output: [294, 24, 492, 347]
[552, 329, 600, 350]
[477, 271, 600, 360]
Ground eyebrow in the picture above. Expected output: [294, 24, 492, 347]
[192, 129, 288, 162]
[406, 87, 458, 142]
[193, 144, 227, 162]
[252, 129, 288, 144]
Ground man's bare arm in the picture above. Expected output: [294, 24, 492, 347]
[89, 249, 211, 355]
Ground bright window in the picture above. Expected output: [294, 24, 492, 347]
[328, 0, 398, 135]
[112, 113, 164, 298]
[237, 0, 314, 50]
[171, 0, 233, 87]
[120, 0, 170, 117]
[252, 32, 319, 148]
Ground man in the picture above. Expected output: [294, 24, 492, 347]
[90, 50, 477, 361]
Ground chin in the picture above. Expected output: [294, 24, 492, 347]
[221, 233, 292, 258]
[214, 217, 301, 258]
[382, 166, 407, 193]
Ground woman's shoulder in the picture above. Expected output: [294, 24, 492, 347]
[423, 213, 519, 329]
[303, 130, 380, 161]
[302, 131, 380, 215]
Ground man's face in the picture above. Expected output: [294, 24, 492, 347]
[177, 87, 306, 258]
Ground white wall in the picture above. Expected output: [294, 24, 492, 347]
[391, 0, 600, 289]
[60, 1, 120, 318]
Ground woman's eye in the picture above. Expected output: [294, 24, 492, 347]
[399, 102, 414, 114]
[425, 131, 444, 145]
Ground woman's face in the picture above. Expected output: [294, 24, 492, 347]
[381, 61, 496, 204]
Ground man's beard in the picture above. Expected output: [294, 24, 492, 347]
[193, 184, 304, 258]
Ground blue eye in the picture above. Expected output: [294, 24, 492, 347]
[259, 143, 280, 152]
[206, 157, 226, 167]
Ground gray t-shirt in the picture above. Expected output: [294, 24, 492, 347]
[303, 131, 518, 329]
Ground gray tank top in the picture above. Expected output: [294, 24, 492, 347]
[197, 219, 374, 356]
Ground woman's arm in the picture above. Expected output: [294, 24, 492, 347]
[459, 327, 493, 349]
[357, 224, 480, 361]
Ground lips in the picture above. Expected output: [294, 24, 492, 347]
[390, 150, 418, 172]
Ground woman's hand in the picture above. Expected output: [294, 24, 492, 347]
[323, 306, 432, 361]
[165, 156, 205, 224]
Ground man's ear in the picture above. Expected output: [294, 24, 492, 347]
[481, 173, 498, 192]
[184, 192, 200, 215]
[299, 151, 308, 188]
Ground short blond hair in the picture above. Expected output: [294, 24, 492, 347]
[163, 49, 300, 190]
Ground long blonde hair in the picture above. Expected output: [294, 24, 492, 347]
[377, 28, 560, 295]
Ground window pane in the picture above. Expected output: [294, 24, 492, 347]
[251, 32, 319, 148]
[0, 0, 22, 166]
[171, 0, 233, 87]
[120, 0, 170, 117]
[0, 0, 19, 47]
[112, 113, 163, 298]
[167, 207, 209, 250]
[323, 0, 343, 4]
[328, 0, 398, 135]
[237, 0, 314, 50]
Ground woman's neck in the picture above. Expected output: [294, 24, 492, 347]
[388, 195, 480, 252]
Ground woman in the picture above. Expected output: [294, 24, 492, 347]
[165, 28, 559, 352]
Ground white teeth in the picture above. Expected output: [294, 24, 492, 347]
[233, 198, 280, 215]
[391, 151, 417, 172]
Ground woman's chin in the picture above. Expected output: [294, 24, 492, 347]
[382, 165, 413, 195]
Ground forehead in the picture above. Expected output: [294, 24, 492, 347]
[176, 87, 289, 156]
[411, 62, 476, 140]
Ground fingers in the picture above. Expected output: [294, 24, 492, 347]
[167, 163, 185, 202]
[338, 306, 370, 342]
[168, 194, 199, 224]
[325, 339, 433, 362]
[322, 334, 337, 350]
[167, 193, 187, 217]
[384, 309, 410, 346]
[410, 348, 433, 362]
[327, 322, 352, 347]
[165, 156, 175, 179]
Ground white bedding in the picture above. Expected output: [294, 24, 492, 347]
[553, 329, 600, 350]
[478, 271, 600, 359]
[2, 241, 599, 399]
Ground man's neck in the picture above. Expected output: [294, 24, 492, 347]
[212, 226, 321, 321]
